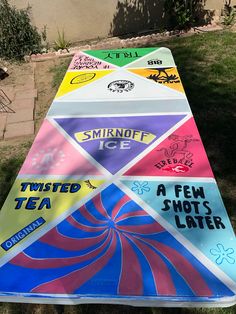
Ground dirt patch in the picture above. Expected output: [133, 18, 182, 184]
[0, 60, 32, 87]
[34, 57, 71, 132]
[0, 137, 33, 158]
[0, 60, 35, 159]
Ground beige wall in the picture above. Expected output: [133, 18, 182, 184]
[205, 0, 224, 10]
[10, 0, 119, 43]
[9, 0, 236, 44]
[10, 0, 165, 43]
[205, 0, 236, 10]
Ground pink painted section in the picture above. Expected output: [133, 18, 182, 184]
[139, 236, 213, 296]
[92, 194, 110, 219]
[19, 119, 101, 175]
[127, 235, 176, 295]
[67, 216, 106, 232]
[125, 117, 214, 178]
[115, 210, 148, 223]
[10, 231, 111, 269]
[80, 204, 107, 225]
[117, 222, 165, 234]
[32, 231, 117, 293]
[69, 52, 116, 70]
[118, 233, 143, 295]
[40, 227, 108, 251]
[111, 195, 131, 219]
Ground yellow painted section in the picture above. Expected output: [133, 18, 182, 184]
[75, 128, 156, 144]
[129, 68, 185, 93]
[55, 70, 114, 98]
[0, 178, 104, 258]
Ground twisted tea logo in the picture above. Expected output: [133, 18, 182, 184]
[108, 80, 134, 93]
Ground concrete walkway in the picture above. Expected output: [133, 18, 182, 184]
[0, 63, 37, 140]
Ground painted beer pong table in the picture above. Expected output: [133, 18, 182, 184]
[0, 47, 235, 307]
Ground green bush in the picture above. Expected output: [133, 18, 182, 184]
[223, 0, 236, 26]
[0, 0, 42, 61]
[164, 0, 205, 30]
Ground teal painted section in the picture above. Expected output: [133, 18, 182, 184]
[123, 179, 236, 282]
[47, 99, 191, 116]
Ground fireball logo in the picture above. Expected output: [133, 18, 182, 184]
[163, 165, 189, 173]
[155, 133, 199, 174]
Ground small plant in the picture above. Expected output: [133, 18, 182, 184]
[0, 0, 42, 60]
[54, 29, 70, 51]
[222, 0, 236, 26]
[40, 25, 50, 52]
[41, 25, 47, 42]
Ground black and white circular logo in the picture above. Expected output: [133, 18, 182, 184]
[107, 80, 134, 93]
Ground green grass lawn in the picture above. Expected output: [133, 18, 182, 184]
[162, 31, 236, 230]
[0, 30, 235, 313]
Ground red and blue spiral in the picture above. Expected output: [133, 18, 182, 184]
[0, 184, 233, 300]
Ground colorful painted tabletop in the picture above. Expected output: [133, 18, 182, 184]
[0, 47, 235, 306]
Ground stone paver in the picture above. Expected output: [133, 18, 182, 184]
[7, 107, 34, 124]
[4, 120, 34, 139]
[15, 89, 37, 100]
[0, 85, 15, 102]
[15, 75, 35, 91]
[0, 62, 36, 140]
[0, 113, 7, 130]
[10, 98, 35, 110]
[0, 113, 7, 139]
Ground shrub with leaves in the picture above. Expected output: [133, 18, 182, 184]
[164, 0, 205, 30]
[223, 0, 236, 26]
[0, 0, 42, 60]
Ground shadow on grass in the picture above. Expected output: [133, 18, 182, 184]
[148, 31, 236, 227]
[157, 32, 236, 187]
[0, 156, 25, 208]
[1, 303, 236, 314]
